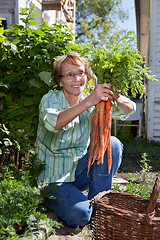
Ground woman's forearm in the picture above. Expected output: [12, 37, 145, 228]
[116, 95, 135, 113]
[55, 98, 92, 130]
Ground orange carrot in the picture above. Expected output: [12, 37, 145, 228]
[98, 101, 105, 163]
[103, 100, 112, 173]
[91, 141, 99, 164]
[91, 126, 99, 165]
[87, 103, 100, 172]
[88, 99, 112, 174]
[106, 137, 112, 174]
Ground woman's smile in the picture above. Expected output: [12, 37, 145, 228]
[59, 61, 87, 105]
[72, 83, 83, 88]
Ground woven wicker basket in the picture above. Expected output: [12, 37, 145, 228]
[93, 174, 160, 240]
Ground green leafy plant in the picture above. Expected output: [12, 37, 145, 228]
[0, 6, 74, 158]
[113, 153, 155, 198]
[0, 164, 61, 239]
[90, 32, 158, 97]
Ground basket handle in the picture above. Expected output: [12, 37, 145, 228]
[147, 174, 160, 218]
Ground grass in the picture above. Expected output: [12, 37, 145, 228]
[112, 125, 160, 172]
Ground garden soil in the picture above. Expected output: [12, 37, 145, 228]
[47, 210, 93, 240]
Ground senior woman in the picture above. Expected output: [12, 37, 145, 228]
[36, 52, 135, 227]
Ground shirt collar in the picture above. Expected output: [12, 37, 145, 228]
[59, 91, 86, 109]
[59, 91, 70, 109]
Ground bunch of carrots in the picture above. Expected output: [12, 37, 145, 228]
[88, 99, 112, 174]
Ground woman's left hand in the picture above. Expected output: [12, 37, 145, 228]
[113, 90, 121, 101]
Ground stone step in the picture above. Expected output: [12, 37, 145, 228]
[112, 177, 128, 184]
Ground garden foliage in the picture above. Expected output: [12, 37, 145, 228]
[0, 6, 74, 157]
[0, 164, 61, 239]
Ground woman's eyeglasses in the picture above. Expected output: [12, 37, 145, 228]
[61, 71, 86, 79]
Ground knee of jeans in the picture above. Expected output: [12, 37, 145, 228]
[67, 202, 93, 227]
[111, 136, 123, 155]
[110, 136, 123, 171]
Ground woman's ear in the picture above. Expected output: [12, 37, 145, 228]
[59, 81, 63, 87]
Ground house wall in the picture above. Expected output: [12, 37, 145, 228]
[0, 0, 57, 27]
[18, 0, 56, 26]
[0, 0, 75, 30]
[0, 0, 16, 27]
[148, 0, 160, 141]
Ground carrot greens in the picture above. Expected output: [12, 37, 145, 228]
[87, 33, 157, 173]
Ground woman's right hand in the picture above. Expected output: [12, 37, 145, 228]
[55, 83, 114, 130]
[87, 83, 114, 106]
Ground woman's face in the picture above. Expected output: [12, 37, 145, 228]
[59, 61, 87, 99]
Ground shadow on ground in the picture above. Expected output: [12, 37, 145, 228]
[46, 210, 93, 239]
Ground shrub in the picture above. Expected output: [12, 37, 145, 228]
[0, 6, 74, 158]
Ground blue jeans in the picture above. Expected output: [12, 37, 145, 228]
[47, 136, 123, 227]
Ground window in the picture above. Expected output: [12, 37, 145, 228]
[0, 13, 12, 29]
[1, 19, 7, 29]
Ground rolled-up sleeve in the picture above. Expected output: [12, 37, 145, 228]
[112, 101, 136, 120]
[38, 91, 61, 132]
[39, 91, 74, 133]
[43, 107, 60, 132]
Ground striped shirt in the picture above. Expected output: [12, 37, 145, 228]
[36, 90, 135, 183]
